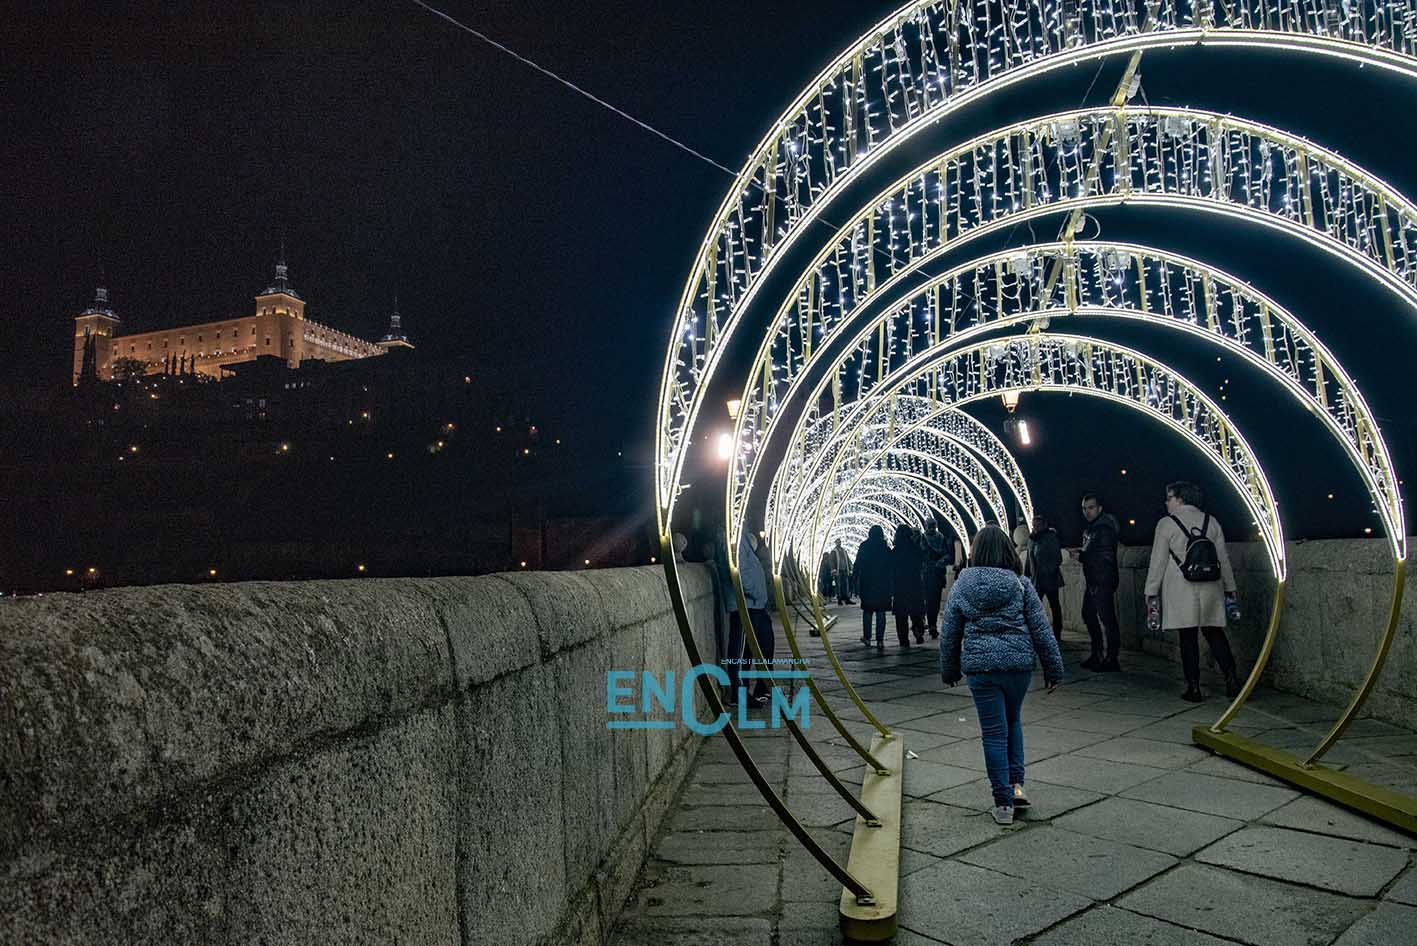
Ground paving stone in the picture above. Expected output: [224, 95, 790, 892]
[782, 789, 858, 829]
[1043, 710, 1158, 736]
[1342, 734, 1417, 758]
[1118, 863, 1370, 946]
[1342, 762, 1417, 794]
[667, 805, 784, 833]
[898, 860, 1091, 946]
[1017, 724, 1114, 762]
[636, 864, 779, 917]
[1184, 754, 1289, 786]
[1194, 825, 1409, 897]
[927, 778, 1103, 820]
[1385, 868, 1417, 905]
[903, 759, 982, 798]
[1032, 905, 1235, 945]
[1080, 697, 1188, 718]
[1125, 717, 1216, 744]
[1261, 795, 1417, 849]
[694, 762, 787, 784]
[653, 831, 782, 866]
[959, 825, 1176, 900]
[899, 845, 946, 878]
[781, 831, 849, 903]
[1025, 754, 1171, 794]
[1121, 771, 1298, 820]
[898, 711, 991, 738]
[1053, 796, 1242, 856]
[611, 917, 774, 946]
[898, 798, 1014, 857]
[888, 727, 966, 753]
[1333, 902, 1417, 946]
[1074, 736, 1210, 770]
[680, 783, 776, 807]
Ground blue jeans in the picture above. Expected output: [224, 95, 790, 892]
[967, 670, 1032, 807]
[861, 610, 887, 644]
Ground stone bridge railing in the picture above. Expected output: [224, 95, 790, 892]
[1060, 536, 1417, 729]
[0, 566, 716, 945]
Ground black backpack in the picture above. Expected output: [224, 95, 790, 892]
[1169, 513, 1221, 582]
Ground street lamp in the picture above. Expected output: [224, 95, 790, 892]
[717, 432, 734, 461]
[726, 398, 742, 421]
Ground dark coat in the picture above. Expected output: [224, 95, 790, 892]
[852, 527, 893, 612]
[1028, 528, 1064, 594]
[890, 525, 926, 614]
[1080, 512, 1120, 589]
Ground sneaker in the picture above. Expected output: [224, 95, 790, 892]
[929, 628, 939, 640]
[861, 636, 871, 646]
[1181, 686, 1204, 703]
[1011, 784, 1031, 809]
[876, 643, 885, 653]
[991, 805, 1014, 826]
[1224, 670, 1243, 699]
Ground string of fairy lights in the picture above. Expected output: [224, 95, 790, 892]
[658, 0, 1417, 520]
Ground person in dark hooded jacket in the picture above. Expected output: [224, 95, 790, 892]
[891, 523, 926, 646]
[941, 526, 1064, 825]
[1071, 493, 1122, 672]
[852, 525, 892, 649]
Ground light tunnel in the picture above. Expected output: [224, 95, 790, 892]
[654, 1, 1417, 933]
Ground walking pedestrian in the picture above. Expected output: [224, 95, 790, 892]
[1027, 514, 1065, 642]
[919, 519, 949, 639]
[852, 525, 892, 650]
[1145, 481, 1244, 702]
[1070, 493, 1122, 671]
[891, 523, 927, 646]
[830, 538, 855, 604]
[940, 526, 1064, 825]
[1011, 519, 1032, 576]
[734, 530, 776, 707]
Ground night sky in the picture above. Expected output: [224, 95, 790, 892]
[4, 1, 1416, 548]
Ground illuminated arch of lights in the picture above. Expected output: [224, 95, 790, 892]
[728, 106, 1417, 542]
[828, 464, 987, 542]
[653, 1, 1417, 917]
[793, 446, 999, 543]
[766, 401, 1034, 554]
[767, 240, 1403, 562]
[657, 1, 1417, 519]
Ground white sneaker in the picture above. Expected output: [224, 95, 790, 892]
[1012, 784, 1031, 808]
[991, 805, 1014, 826]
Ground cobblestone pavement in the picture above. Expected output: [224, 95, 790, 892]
[609, 606, 1417, 946]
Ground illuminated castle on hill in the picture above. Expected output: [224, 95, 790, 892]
[72, 252, 412, 385]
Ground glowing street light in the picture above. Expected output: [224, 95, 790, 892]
[726, 398, 743, 420]
[717, 432, 734, 461]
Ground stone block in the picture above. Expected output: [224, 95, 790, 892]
[959, 825, 1176, 900]
[1118, 862, 1369, 946]
[1024, 754, 1170, 794]
[0, 800, 227, 945]
[220, 706, 459, 946]
[1261, 795, 1416, 848]
[0, 579, 452, 850]
[1194, 825, 1408, 897]
[457, 664, 567, 946]
[927, 778, 1102, 820]
[584, 566, 674, 630]
[1032, 905, 1234, 945]
[1334, 902, 1417, 946]
[635, 863, 779, 917]
[1053, 797, 1241, 856]
[412, 575, 539, 688]
[898, 860, 1091, 946]
[553, 640, 618, 896]
[610, 917, 773, 946]
[1120, 771, 1297, 820]
[1073, 736, 1209, 769]
[897, 799, 1017, 858]
[498, 570, 611, 657]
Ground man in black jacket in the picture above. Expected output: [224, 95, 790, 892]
[1072, 493, 1121, 671]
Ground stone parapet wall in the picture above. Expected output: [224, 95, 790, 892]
[0, 566, 716, 945]
[1059, 536, 1416, 728]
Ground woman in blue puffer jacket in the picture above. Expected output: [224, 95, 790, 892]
[940, 526, 1065, 825]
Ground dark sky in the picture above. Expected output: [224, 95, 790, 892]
[4, 1, 1416, 543]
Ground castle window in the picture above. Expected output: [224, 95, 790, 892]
[197, 335, 202, 342]
[251, 326, 256, 335]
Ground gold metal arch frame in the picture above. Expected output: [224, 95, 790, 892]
[657, 0, 1417, 523]
[769, 238, 1405, 759]
[826, 470, 978, 553]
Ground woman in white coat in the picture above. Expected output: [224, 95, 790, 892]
[1145, 481, 1242, 703]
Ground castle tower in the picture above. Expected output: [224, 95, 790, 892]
[72, 286, 120, 384]
[377, 294, 414, 351]
[253, 244, 306, 367]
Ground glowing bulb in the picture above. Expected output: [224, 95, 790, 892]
[1018, 419, 1031, 446]
[717, 432, 734, 460]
